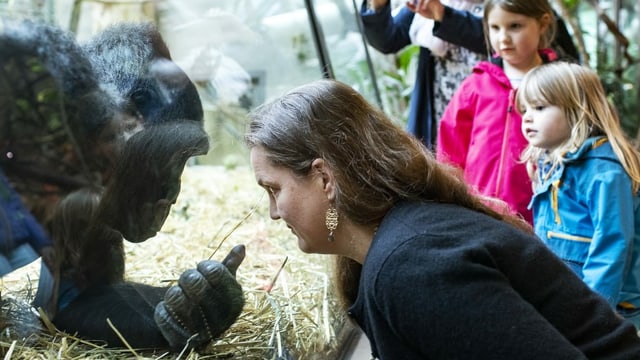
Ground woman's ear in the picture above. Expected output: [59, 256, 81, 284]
[311, 158, 336, 200]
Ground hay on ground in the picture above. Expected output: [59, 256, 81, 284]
[0, 165, 356, 359]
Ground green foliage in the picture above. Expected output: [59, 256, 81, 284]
[601, 65, 639, 140]
[578, 0, 640, 142]
[562, 0, 580, 11]
[374, 44, 419, 125]
[397, 44, 420, 70]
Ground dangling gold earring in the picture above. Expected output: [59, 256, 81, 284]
[325, 205, 339, 242]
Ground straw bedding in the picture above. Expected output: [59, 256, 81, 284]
[0, 165, 355, 359]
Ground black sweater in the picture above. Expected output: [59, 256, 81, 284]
[349, 201, 640, 359]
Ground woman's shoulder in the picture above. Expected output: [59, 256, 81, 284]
[377, 201, 527, 248]
[369, 201, 541, 278]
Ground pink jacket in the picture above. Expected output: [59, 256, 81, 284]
[436, 50, 557, 224]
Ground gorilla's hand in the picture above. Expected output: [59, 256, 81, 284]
[154, 244, 245, 351]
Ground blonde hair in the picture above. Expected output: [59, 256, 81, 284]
[483, 0, 556, 52]
[517, 61, 640, 192]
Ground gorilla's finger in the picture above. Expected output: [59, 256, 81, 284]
[178, 267, 215, 299]
[179, 260, 245, 338]
[161, 284, 207, 336]
[221, 244, 246, 276]
[154, 301, 190, 350]
[154, 301, 209, 351]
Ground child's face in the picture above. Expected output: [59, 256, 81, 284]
[487, 7, 549, 69]
[520, 102, 571, 150]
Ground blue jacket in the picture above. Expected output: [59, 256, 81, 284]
[530, 137, 640, 308]
[0, 169, 51, 254]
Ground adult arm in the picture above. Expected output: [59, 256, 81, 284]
[432, 6, 486, 55]
[553, 15, 580, 61]
[410, 0, 578, 59]
[407, 0, 486, 55]
[435, 7, 579, 60]
[360, 0, 414, 54]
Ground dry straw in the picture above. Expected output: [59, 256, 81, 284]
[0, 166, 356, 359]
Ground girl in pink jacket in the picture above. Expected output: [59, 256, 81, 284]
[436, 0, 559, 224]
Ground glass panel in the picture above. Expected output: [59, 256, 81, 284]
[310, 0, 384, 107]
[155, 0, 346, 165]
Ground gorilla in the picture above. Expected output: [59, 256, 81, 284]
[0, 17, 203, 220]
[0, 17, 245, 351]
[38, 122, 246, 351]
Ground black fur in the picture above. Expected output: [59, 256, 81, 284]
[1, 18, 245, 352]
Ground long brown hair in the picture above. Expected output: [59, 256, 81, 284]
[246, 79, 532, 309]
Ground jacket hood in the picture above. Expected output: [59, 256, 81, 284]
[565, 137, 618, 163]
[531, 137, 618, 199]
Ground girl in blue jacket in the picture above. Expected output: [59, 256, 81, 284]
[518, 61, 640, 328]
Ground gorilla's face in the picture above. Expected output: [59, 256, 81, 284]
[118, 171, 182, 243]
[127, 58, 204, 126]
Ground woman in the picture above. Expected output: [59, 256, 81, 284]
[245, 79, 640, 359]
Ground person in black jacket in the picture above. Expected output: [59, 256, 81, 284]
[361, 0, 579, 149]
[246, 78, 640, 359]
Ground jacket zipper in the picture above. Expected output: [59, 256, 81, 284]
[496, 89, 516, 194]
[547, 231, 592, 243]
[551, 180, 562, 224]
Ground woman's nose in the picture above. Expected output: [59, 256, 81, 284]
[269, 202, 280, 220]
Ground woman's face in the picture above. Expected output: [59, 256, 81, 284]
[250, 146, 333, 254]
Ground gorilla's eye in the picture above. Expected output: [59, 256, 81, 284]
[131, 87, 151, 105]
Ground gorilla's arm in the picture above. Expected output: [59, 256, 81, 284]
[53, 245, 245, 350]
[53, 281, 168, 349]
